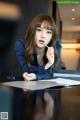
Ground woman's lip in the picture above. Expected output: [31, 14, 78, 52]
[39, 40, 44, 42]
[39, 40, 45, 43]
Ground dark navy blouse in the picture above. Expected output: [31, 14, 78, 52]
[15, 39, 53, 80]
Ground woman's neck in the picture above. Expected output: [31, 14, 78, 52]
[36, 47, 45, 65]
[36, 47, 45, 54]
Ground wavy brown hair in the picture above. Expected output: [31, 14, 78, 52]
[25, 15, 57, 66]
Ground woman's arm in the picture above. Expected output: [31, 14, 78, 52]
[15, 39, 29, 73]
[15, 40, 46, 73]
[15, 39, 53, 80]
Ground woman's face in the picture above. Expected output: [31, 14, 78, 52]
[35, 22, 53, 48]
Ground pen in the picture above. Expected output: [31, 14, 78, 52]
[46, 45, 49, 48]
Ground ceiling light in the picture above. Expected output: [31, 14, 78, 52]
[72, 8, 75, 12]
[72, 18, 75, 20]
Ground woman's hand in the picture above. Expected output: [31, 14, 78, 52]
[46, 47, 54, 64]
[45, 47, 54, 69]
[23, 72, 36, 81]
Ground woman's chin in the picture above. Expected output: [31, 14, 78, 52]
[37, 44, 45, 48]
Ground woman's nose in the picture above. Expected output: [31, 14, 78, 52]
[41, 30, 45, 38]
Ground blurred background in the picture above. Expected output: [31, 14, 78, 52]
[0, 1, 80, 120]
[58, 0, 80, 70]
[0, 0, 80, 82]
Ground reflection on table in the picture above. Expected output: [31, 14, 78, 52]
[0, 83, 80, 120]
[16, 90, 55, 120]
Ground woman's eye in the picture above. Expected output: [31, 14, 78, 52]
[36, 28, 41, 31]
[47, 30, 52, 34]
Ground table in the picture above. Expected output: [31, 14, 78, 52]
[0, 82, 80, 120]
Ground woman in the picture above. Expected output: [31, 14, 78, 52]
[15, 15, 60, 120]
[15, 15, 57, 81]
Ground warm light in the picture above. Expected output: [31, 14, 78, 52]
[72, 8, 75, 12]
[0, 2, 21, 19]
[72, 17, 75, 20]
[63, 26, 80, 32]
[62, 43, 80, 49]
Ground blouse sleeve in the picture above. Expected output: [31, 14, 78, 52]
[15, 39, 29, 73]
[15, 39, 53, 80]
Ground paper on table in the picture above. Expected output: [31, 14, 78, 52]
[2, 80, 60, 90]
[41, 78, 80, 86]
[1, 78, 80, 90]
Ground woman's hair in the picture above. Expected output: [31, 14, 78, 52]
[24, 15, 57, 66]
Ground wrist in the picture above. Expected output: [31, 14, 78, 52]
[45, 62, 53, 70]
[34, 74, 37, 79]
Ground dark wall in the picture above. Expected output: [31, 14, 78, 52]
[17, 0, 49, 37]
[0, 0, 50, 81]
[0, 19, 19, 81]
[0, 0, 50, 37]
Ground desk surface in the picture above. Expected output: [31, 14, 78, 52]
[0, 85, 80, 120]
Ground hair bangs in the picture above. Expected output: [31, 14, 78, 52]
[36, 20, 54, 31]
[35, 15, 55, 30]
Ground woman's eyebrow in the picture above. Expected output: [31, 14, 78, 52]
[36, 26, 53, 31]
[47, 28, 53, 31]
